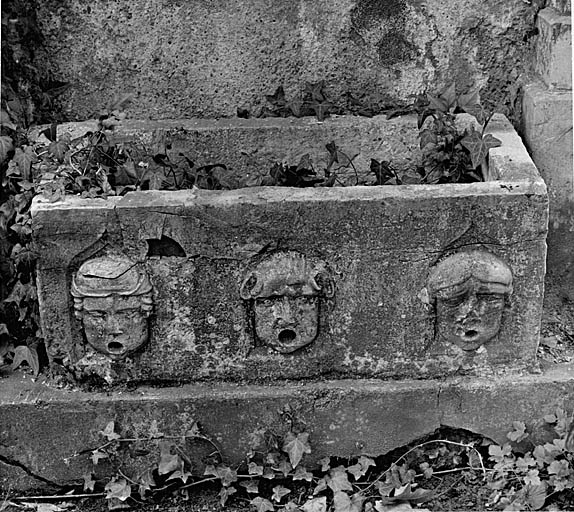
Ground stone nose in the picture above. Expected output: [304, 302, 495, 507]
[105, 314, 123, 334]
[273, 298, 295, 325]
[456, 293, 479, 320]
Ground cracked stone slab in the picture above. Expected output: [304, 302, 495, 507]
[31, 114, 548, 384]
[2, 366, 574, 492]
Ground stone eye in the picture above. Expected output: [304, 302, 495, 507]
[441, 294, 467, 308]
[477, 293, 503, 304]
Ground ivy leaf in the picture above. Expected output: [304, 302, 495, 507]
[548, 459, 570, 478]
[457, 88, 486, 124]
[105, 478, 131, 501]
[251, 496, 275, 512]
[524, 483, 547, 511]
[219, 486, 236, 506]
[318, 457, 331, 472]
[158, 442, 181, 475]
[427, 95, 448, 113]
[489, 444, 513, 463]
[204, 464, 238, 486]
[441, 83, 457, 111]
[461, 128, 502, 169]
[288, 98, 305, 117]
[507, 421, 528, 443]
[327, 467, 353, 493]
[83, 473, 95, 492]
[272, 485, 291, 502]
[0, 109, 17, 131]
[304, 81, 326, 102]
[266, 86, 287, 110]
[48, 137, 70, 162]
[302, 496, 327, 512]
[313, 477, 328, 495]
[91, 450, 107, 465]
[293, 465, 314, 482]
[282, 432, 311, 469]
[10, 345, 39, 376]
[457, 88, 480, 112]
[377, 483, 434, 505]
[420, 462, 433, 479]
[240, 479, 260, 494]
[347, 456, 376, 480]
[0, 136, 14, 165]
[100, 421, 121, 442]
[309, 101, 331, 122]
[524, 469, 542, 487]
[169, 468, 192, 483]
[333, 491, 364, 512]
[248, 462, 264, 476]
[419, 129, 437, 150]
[277, 458, 292, 477]
[137, 468, 156, 496]
[12, 146, 38, 181]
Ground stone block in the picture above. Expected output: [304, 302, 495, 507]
[3, 366, 574, 492]
[548, 0, 571, 14]
[31, 114, 548, 385]
[522, 80, 573, 277]
[535, 7, 572, 90]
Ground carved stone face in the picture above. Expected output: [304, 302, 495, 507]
[435, 280, 506, 351]
[427, 251, 513, 351]
[240, 252, 334, 354]
[253, 296, 319, 353]
[81, 295, 150, 359]
[71, 254, 153, 360]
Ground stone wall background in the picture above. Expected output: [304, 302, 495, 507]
[22, 0, 544, 121]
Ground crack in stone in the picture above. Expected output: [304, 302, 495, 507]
[0, 453, 65, 488]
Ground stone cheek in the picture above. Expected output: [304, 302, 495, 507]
[81, 295, 150, 359]
[435, 287, 506, 351]
[253, 296, 319, 353]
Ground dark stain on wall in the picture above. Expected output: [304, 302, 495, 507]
[376, 29, 417, 65]
[350, 0, 407, 29]
[350, 0, 418, 66]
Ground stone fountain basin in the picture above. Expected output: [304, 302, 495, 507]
[31, 114, 548, 384]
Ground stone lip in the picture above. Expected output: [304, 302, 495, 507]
[3, 364, 574, 491]
[31, 114, 548, 384]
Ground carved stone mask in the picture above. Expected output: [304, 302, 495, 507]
[427, 251, 513, 351]
[71, 255, 153, 359]
[240, 252, 334, 353]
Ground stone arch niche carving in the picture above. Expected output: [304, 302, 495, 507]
[71, 254, 153, 359]
[427, 250, 513, 351]
[240, 251, 335, 354]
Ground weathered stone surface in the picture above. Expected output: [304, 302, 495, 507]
[30, 0, 541, 119]
[535, 8, 572, 90]
[548, 0, 571, 14]
[32, 114, 547, 384]
[49, 114, 421, 187]
[521, 81, 573, 281]
[3, 366, 574, 492]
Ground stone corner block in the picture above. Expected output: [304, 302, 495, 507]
[535, 7, 572, 90]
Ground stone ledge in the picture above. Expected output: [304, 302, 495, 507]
[2, 366, 574, 492]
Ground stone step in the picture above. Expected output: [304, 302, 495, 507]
[3, 366, 574, 492]
[535, 7, 572, 90]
